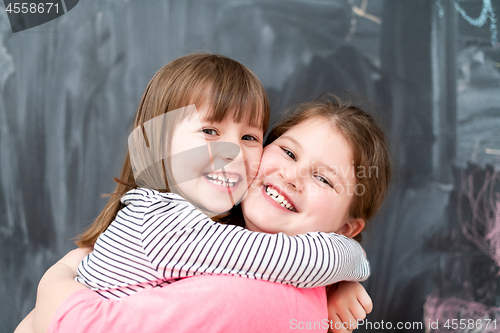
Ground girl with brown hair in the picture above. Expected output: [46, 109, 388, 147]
[17, 55, 382, 330]
[61, 51, 369, 305]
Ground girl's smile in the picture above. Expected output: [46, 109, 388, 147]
[263, 184, 298, 212]
[204, 172, 241, 188]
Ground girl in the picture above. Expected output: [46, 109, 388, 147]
[23, 54, 372, 329]
[68, 54, 368, 302]
[22, 95, 390, 333]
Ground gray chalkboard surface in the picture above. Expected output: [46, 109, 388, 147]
[1, 1, 499, 332]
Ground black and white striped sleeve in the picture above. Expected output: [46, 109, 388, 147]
[141, 199, 370, 288]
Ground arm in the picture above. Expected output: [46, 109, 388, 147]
[14, 310, 34, 333]
[327, 281, 373, 333]
[76, 189, 369, 298]
[142, 194, 370, 287]
[33, 247, 92, 333]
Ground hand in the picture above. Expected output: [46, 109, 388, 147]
[327, 282, 372, 333]
[57, 246, 93, 274]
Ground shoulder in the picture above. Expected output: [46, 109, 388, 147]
[120, 188, 189, 207]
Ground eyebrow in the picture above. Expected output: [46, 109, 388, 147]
[281, 135, 348, 185]
[324, 165, 348, 186]
[200, 118, 264, 131]
[280, 135, 302, 150]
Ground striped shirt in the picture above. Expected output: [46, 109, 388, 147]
[76, 188, 370, 300]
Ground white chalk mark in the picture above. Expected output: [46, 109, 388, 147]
[346, 0, 382, 42]
[486, 148, 500, 155]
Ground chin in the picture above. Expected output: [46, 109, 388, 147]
[203, 204, 234, 216]
[245, 212, 280, 234]
[256, 225, 281, 235]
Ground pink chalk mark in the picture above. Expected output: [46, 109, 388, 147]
[458, 167, 500, 268]
[424, 289, 500, 333]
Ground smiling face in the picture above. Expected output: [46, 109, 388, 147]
[241, 118, 363, 236]
[169, 105, 263, 216]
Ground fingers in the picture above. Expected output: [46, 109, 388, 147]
[330, 301, 362, 331]
[329, 295, 367, 330]
[345, 302, 366, 328]
[357, 287, 373, 314]
[328, 312, 353, 333]
[327, 281, 373, 332]
[338, 306, 361, 330]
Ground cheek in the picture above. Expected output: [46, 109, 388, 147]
[307, 191, 345, 230]
[247, 148, 263, 175]
[240, 196, 257, 222]
[170, 136, 206, 159]
[259, 148, 283, 177]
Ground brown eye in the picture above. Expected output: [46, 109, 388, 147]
[202, 128, 218, 136]
[281, 147, 296, 161]
[314, 175, 333, 188]
[242, 135, 259, 142]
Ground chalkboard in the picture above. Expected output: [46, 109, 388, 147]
[1, 1, 499, 332]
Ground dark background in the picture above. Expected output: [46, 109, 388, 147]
[1, 0, 499, 332]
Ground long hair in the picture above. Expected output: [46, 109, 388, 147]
[76, 53, 270, 247]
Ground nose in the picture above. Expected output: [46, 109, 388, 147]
[278, 165, 302, 191]
[208, 142, 241, 170]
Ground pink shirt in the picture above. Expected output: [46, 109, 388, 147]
[48, 275, 328, 333]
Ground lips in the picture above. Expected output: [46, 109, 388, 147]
[204, 172, 240, 187]
[264, 184, 297, 212]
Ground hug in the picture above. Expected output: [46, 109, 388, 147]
[17, 53, 390, 333]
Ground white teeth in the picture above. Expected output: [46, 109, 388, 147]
[267, 187, 278, 197]
[265, 186, 296, 212]
[205, 173, 238, 187]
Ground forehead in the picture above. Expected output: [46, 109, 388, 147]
[199, 105, 265, 131]
[281, 118, 336, 143]
[278, 119, 354, 171]
[189, 85, 268, 131]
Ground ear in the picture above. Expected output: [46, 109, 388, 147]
[337, 218, 365, 238]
